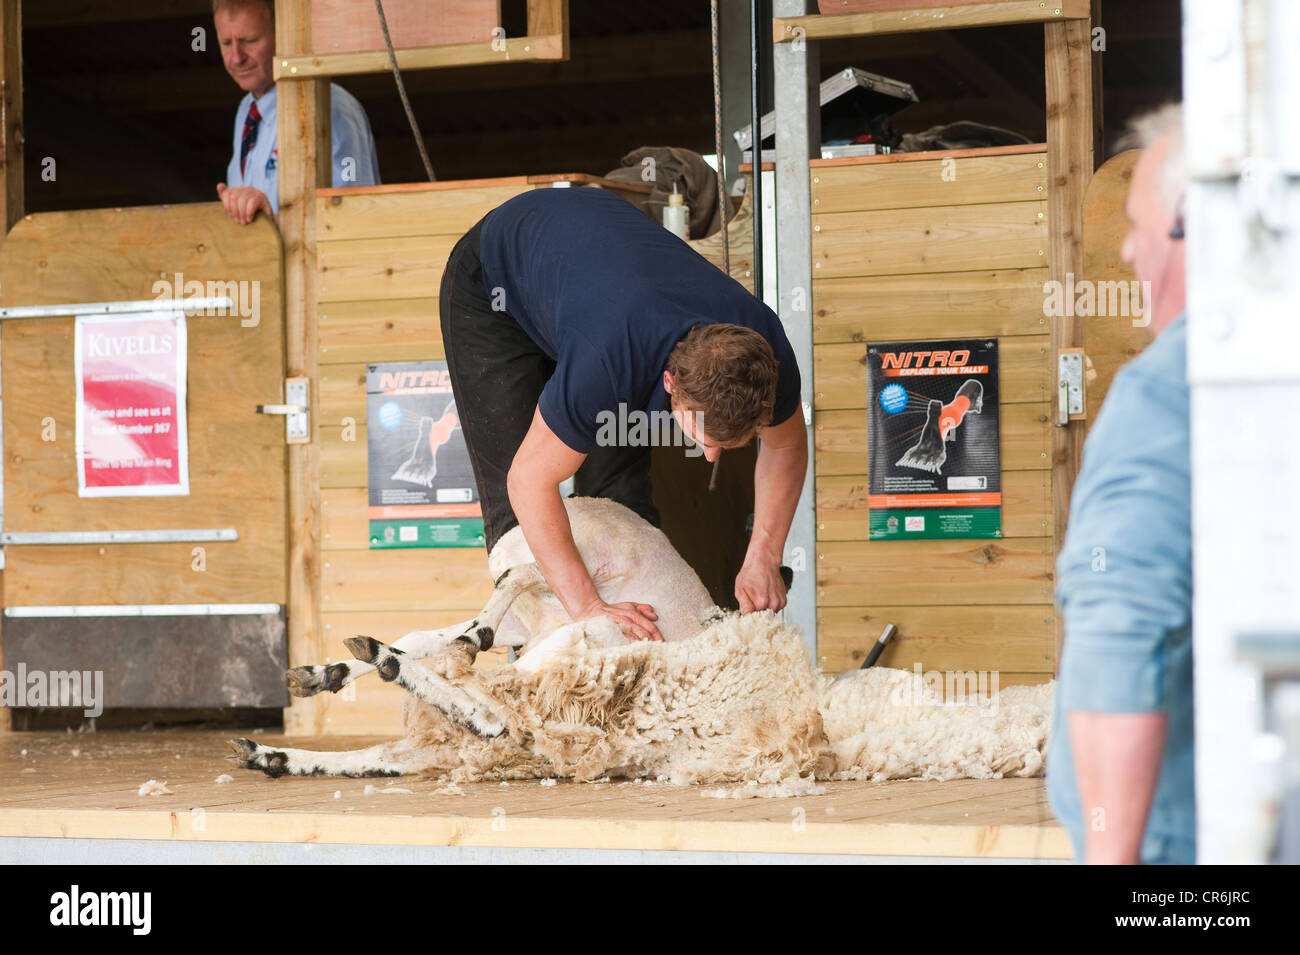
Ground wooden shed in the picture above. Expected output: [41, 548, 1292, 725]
[0, 0, 1165, 862]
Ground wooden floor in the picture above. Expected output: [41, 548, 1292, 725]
[0, 730, 1070, 859]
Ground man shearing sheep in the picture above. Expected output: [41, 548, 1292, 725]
[439, 187, 807, 642]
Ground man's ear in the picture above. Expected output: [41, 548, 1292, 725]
[662, 370, 675, 395]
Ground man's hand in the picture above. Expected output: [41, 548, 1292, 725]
[735, 557, 788, 614]
[575, 597, 662, 642]
[216, 183, 272, 225]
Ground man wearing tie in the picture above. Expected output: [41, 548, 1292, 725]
[213, 0, 382, 224]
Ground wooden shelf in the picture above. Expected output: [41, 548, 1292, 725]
[275, 34, 566, 80]
[773, 0, 1089, 43]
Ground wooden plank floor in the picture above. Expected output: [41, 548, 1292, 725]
[0, 731, 1070, 859]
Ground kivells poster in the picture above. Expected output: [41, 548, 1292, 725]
[366, 360, 483, 549]
[866, 338, 1001, 540]
[75, 312, 189, 497]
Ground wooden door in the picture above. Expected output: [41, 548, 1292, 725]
[0, 204, 288, 712]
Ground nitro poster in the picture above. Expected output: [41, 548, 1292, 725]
[866, 338, 1000, 540]
[366, 360, 482, 548]
[75, 312, 189, 497]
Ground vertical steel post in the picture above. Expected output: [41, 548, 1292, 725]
[772, 0, 820, 659]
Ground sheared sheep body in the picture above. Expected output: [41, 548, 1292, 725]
[232, 498, 1053, 787]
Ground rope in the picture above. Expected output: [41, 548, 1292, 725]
[710, 0, 730, 274]
[375, 0, 436, 182]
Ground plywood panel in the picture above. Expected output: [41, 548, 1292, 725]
[317, 235, 457, 303]
[6, 543, 281, 605]
[817, 470, 1049, 541]
[311, 0, 499, 55]
[319, 298, 442, 364]
[323, 487, 370, 549]
[0, 731, 1068, 857]
[0, 204, 287, 607]
[322, 548, 491, 612]
[817, 537, 1053, 607]
[816, 604, 1055, 672]
[811, 151, 1046, 213]
[814, 336, 1049, 410]
[812, 202, 1046, 278]
[318, 182, 530, 241]
[813, 269, 1048, 344]
[320, 424, 367, 488]
[814, 402, 1050, 476]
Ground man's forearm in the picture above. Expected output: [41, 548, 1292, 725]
[1069, 711, 1168, 864]
[748, 433, 807, 565]
[506, 471, 598, 619]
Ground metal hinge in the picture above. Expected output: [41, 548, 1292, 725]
[256, 377, 309, 443]
[1057, 350, 1086, 426]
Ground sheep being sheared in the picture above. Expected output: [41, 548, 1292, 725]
[229, 497, 1051, 785]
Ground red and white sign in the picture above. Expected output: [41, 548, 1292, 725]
[75, 312, 189, 497]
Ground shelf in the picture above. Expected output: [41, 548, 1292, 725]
[773, 0, 1089, 43]
[275, 34, 566, 80]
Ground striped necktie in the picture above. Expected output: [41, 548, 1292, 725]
[240, 101, 262, 176]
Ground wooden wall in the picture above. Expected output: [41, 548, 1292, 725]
[312, 174, 748, 734]
[810, 144, 1056, 684]
[314, 178, 534, 734]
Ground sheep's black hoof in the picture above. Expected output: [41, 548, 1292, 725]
[262, 750, 289, 779]
[376, 654, 402, 683]
[228, 737, 258, 767]
[344, 635, 382, 664]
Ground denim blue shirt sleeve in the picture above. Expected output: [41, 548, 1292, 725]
[1047, 313, 1196, 861]
[225, 82, 381, 214]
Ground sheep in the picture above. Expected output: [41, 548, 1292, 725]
[229, 497, 1052, 786]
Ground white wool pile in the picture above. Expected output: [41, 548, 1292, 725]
[401, 610, 1053, 788]
[821, 668, 1053, 781]
[403, 610, 832, 786]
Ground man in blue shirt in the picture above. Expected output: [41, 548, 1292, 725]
[1048, 103, 1193, 864]
[440, 187, 808, 642]
[213, 0, 381, 224]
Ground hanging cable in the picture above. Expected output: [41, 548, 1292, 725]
[375, 0, 436, 182]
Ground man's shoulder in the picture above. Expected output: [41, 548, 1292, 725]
[328, 82, 368, 116]
[1118, 313, 1188, 392]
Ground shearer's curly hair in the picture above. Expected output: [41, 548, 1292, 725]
[666, 324, 779, 444]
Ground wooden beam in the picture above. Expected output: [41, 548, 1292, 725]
[774, 0, 1090, 43]
[1, 0, 21, 234]
[527, 0, 570, 60]
[277, 0, 331, 735]
[275, 35, 565, 80]
[1044, 4, 1098, 659]
[0, 0, 19, 734]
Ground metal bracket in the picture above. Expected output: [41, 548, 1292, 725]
[3, 528, 237, 545]
[1057, 350, 1086, 426]
[257, 377, 310, 443]
[0, 296, 234, 320]
[4, 603, 282, 618]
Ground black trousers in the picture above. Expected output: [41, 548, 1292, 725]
[439, 218, 660, 552]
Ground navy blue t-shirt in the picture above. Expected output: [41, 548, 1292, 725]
[478, 187, 802, 453]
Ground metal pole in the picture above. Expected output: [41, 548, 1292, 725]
[750, 0, 764, 298]
[772, 0, 819, 659]
[1184, 0, 1300, 862]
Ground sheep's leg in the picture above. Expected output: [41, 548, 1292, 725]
[514, 617, 625, 677]
[344, 636, 507, 739]
[286, 563, 547, 697]
[227, 737, 443, 779]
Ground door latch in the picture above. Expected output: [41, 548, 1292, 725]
[256, 377, 309, 444]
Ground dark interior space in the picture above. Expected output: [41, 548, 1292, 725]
[22, 0, 1181, 214]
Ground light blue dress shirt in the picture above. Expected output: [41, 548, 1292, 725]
[1047, 313, 1195, 865]
[225, 83, 381, 213]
